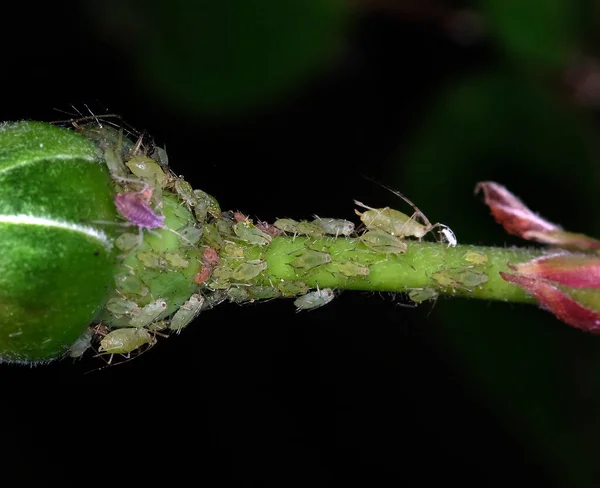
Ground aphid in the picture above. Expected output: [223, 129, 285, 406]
[216, 219, 234, 236]
[464, 251, 488, 265]
[278, 280, 310, 297]
[233, 221, 272, 246]
[211, 265, 234, 289]
[115, 233, 142, 252]
[126, 156, 166, 186]
[296, 221, 325, 238]
[227, 287, 252, 304]
[336, 260, 370, 277]
[359, 230, 407, 254]
[136, 251, 166, 269]
[232, 260, 268, 281]
[408, 287, 439, 303]
[202, 224, 225, 250]
[194, 266, 212, 285]
[129, 298, 168, 328]
[203, 247, 220, 268]
[274, 218, 299, 234]
[169, 294, 204, 332]
[165, 252, 190, 269]
[256, 220, 282, 237]
[174, 178, 197, 209]
[105, 297, 139, 316]
[115, 190, 165, 232]
[223, 243, 245, 259]
[233, 211, 248, 223]
[290, 250, 332, 271]
[178, 226, 203, 246]
[98, 328, 153, 355]
[294, 287, 335, 312]
[193, 189, 221, 219]
[69, 327, 94, 359]
[114, 272, 149, 296]
[247, 286, 282, 300]
[354, 181, 457, 247]
[312, 216, 355, 237]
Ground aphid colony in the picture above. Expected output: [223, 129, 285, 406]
[59, 113, 458, 362]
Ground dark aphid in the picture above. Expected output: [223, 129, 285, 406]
[115, 191, 165, 230]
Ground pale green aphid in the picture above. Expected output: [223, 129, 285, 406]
[165, 252, 189, 268]
[294, 287, 335, 311]
[203, 223, 225, 250]
[232, 260, 268, 281]
[464, 251, 488, 265]
[147, 320, 169, 332]
[227, 287, 252, 304]
[359, 230, 407, 254]
[106, 297, 139, 316]
[174, 178, 197, 208]
[194, 189, 221, 219]
[248, 286, 281, 300]
[114, 272, 149, 296]
[432, 271, 459, 288]
[137, 251, 166, 269]
[312, 216, 355, 237]
[408, 287, 439, 303]
[216, 219, 234, 236]
[211, 265, 234, 289]
[169, 294, 204, 332]
[223, 243, 245, 259]
[126, 156, 166, 186]
[116, 233, 142, 252]
[355, 202, 426, 238]
[336, 260, 370, 277]
[290, 250, 332, 270]
[278, 280, 309, 296]
[178, 226, 203, 246]
[99, 328, 153, 354]
[129, 298, 168, 328]
[296, 221, 325, 237]
[233, 221, 272, 246]
[433, 268, 488, 290]
[69, 328, 94, 358]
[274, 218, 299, 233]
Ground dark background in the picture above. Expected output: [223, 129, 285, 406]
[3, 1, 600, 486]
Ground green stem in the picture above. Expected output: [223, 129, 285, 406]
[250, 238, 540, 303]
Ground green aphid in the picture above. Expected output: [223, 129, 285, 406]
[194, 189, 221, 219]
[312, 217, 355, 237]
[193, 198, 208, 223]
[202, 223, 225, 250]
[137, 251, 166, 269]
[232, 260, 268, 281]
[165, 252, 189, 269]
[126, 156, 166, 186]
[223, 243, 245, 259]
[408, 287, 439, 303]
[201, 290, 229, 310]
[359, 230, 407, 254]
[179, 226, 203, 246]
[147, 320, 169, 332]
[277, 280, 310, 297]
[69, 327, 94, 358]
[355, 201, 428, 239]
[106, 297, 139, 316]
[169, 294, 204, 332]
[296, 221, 325, 237]
[293, 287, 335, 311]
[464, 251, 488, 265]
[227, 287, 252, 304]
[432, 271, 459, 288]
[174, 179, 196, 208]
[274, 218, 299, 233]
[455, 269, 488, 288]
[336, 260, 370, 277]
[116, 233, 142, 252]
[99, 328, 153, 355]
[290, 250, 332, 271]
[211, 265, 234, 288]
[233, 221, 272, 246]
[247, 286, 281, 300]
[114, 272, 149, 297]
[129, 298, 168, 328]
[216, 219, 234, 236]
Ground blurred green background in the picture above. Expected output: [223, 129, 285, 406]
[4, 0, 600, 486]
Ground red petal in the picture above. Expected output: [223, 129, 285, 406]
[524, 229, 600, 251]
[509, 254, 600, 288]
[476, 181, 560, 237]
[500, 272, 600, 333]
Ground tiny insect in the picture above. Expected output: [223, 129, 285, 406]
[233, 221, 272, 246]
[355, 178, 457, 247]
[359, 230, 407, 255]
[296, 221, 325, 238]
[290, 250, 332, 270]
[335, 260, 371, 277]
[169, 294, 204, 332]
[69, 327, 95, 359]
[278, 280, 310, 297]
[129, 298, 168, 328]
[312, 216, 355, 237]
[293, 287, 335, 312]
[274, 218, 300, 234]
[98, 328, 154, 355]
[232, 260, 268, 281]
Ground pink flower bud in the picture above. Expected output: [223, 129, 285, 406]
[508, 254, 600, 289]
[476, 181, 600, 251]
